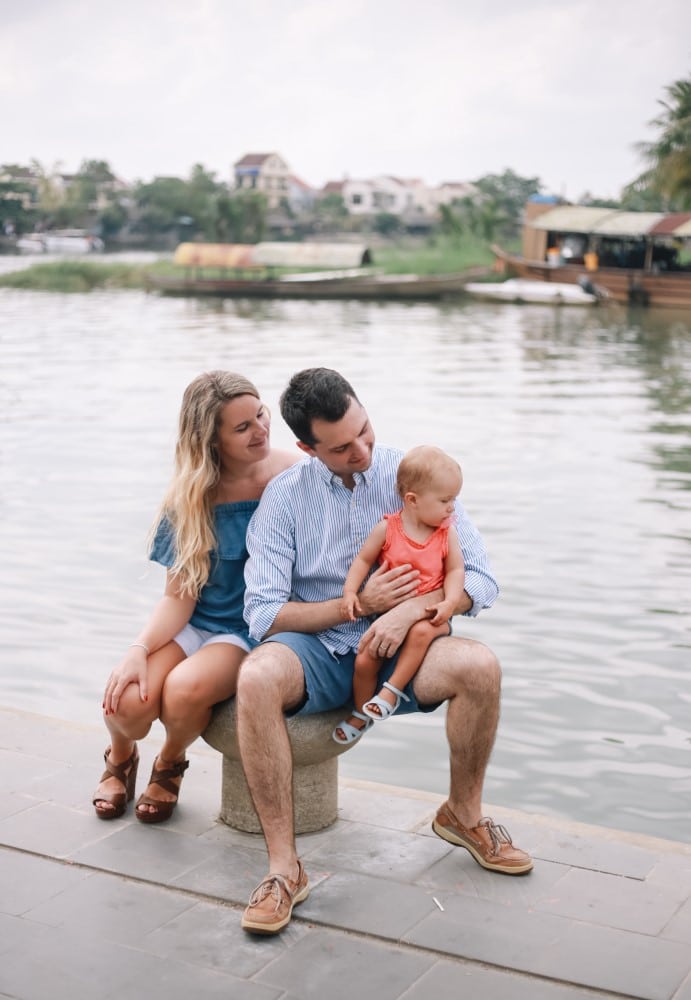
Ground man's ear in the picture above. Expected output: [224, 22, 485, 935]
[296, 440, 315, 457]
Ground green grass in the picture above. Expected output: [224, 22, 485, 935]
[373, 234, 495, 274]
[0, 260, 147, 292]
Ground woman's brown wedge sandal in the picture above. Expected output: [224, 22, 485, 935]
[93, 745, 139, 820]
[135, 756, 190, 824]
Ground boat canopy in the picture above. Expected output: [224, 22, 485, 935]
[528, 206, 691, 239]
[174, 242, 372, 269]
[174, 244, 256, 268]
[253, 242, 372, 267]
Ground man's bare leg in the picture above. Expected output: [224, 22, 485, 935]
[236, 642, 306, 875]
[236, 642, 312, 933]
[414, 635, 532, 873]
[412, 634, 499, 826]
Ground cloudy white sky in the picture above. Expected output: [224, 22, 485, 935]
[2, 0, 690, 201]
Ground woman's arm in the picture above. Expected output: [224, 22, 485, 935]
[103, 572, 196, 714]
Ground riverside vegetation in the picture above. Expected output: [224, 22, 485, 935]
[0, 234, 497, 294]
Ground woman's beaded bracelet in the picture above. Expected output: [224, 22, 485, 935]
[129, 642, 150, 655]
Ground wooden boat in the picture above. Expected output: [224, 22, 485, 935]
[17, 230, 104, 254]
[464, 277, 599, 306]
[492, 247, 691, 309]
[493, 203, 691, 309]
[146, 267, 488, 301]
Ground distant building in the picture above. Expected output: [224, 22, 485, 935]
[233, 153, 292, 208]
[321, 175, 478, 225]
[286, 174, 316, 214]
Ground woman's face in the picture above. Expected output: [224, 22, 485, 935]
[215, 395, 271, 466]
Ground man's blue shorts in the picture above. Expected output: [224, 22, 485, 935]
[263, 631, 440, 717]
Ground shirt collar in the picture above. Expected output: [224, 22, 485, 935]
[312, 446, 379, 489]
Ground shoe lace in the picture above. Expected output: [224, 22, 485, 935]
[248, 874, 290, 913]
[478, 817, 512, 853]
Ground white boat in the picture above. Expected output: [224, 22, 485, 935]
[464, 277, 601, 306]
[16, 230, 104, 254]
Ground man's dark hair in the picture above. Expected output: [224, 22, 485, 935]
[280, 368, 359, 446]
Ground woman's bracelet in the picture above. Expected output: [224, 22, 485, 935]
[129, 642, 150, 655]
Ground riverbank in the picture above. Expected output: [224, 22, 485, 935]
[2, 705, 690, 999]
[0, 235, 496, 293]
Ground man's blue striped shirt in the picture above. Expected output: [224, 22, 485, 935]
[244, 444, 498, 653]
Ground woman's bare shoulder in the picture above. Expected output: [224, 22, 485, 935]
[269, 448, 301, 475]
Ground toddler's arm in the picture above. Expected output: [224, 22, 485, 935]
[341, 519, 388, 621]
[426, 528, 466, 625]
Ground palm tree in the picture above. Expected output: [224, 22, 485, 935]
[635, 75, 691, 209]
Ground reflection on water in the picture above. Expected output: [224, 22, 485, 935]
[1, 280, 690, 842]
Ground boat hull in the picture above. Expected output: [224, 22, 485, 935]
[146, 268, 488, 301]
[492, 247, 691, 309]
[464, 278, 597, 306]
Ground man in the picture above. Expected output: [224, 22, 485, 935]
[237, 368, 531, 935]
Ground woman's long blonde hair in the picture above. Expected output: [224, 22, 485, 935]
[151, 370, 260, 598]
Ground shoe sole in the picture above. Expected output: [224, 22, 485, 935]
[241, 882, 310, 935]
[432, 819, 533, 875]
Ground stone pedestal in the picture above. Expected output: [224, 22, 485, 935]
[202, 700, 354, 834]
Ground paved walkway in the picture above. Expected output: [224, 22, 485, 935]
[1, 705, 690, 1000]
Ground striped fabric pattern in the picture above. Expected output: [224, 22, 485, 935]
[244, 444, 499, 652]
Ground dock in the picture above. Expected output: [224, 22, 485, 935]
[1, 705, 690, 999]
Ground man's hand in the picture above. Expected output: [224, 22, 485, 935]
[357, 561, 420, 617]
[358, 597, 426, 658]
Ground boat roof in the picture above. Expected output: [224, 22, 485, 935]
[528, 206, 691, 238]
[174, 242, 372, 269]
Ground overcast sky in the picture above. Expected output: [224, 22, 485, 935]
[2, 0, 689, 201]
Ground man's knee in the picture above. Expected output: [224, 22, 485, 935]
[237, 642, 304, 710]
[415, 636, 500, 703]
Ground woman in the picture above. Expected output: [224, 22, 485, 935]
[92, 371, 296, 823]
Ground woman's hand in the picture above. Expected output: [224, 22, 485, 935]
[357, 561, 420, 617]
[103, 646, 149, 715]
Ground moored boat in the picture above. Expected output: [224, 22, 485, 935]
[147, 242, 489, 300]
[464, 277, 600, 306]
[493, 202, 691, 309]
[146, 268, 484, 301]
[16, 230, 104, 254]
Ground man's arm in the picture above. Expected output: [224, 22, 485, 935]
[453, 500, 499, 614]
[244, 477, 419, 640]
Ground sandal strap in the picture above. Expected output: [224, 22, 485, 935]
[147, 757, 189, 796]
[99, 745, 138, 785]
[382, 681, 410, 702]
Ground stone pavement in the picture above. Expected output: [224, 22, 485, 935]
[1, 704, 690, 1000]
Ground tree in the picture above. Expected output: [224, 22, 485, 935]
[313, 193, 348, 234]
[29, 159, 65, 220]
[373, 212, 400, 237]
[0, 171, 38, 234]
[473, 170, 542, 221]
[630, 74, 691, 209]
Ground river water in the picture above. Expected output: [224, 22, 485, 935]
[1, 258, 690, 842]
